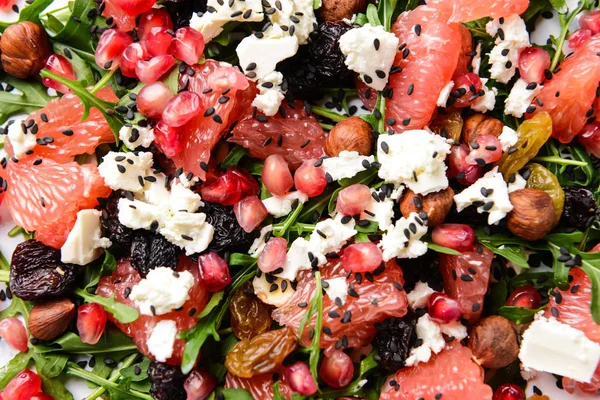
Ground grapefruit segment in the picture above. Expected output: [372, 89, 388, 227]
[102, 0, 137, 32]
[427, 0, 529, 23]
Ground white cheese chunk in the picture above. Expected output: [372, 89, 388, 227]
[118, 198, 170, 230]
[189, 0, 264, 43]
[377, 130, 451, 195]
[264, 0, 316, 45]
[249, 225, 273, 257]
[7, 119, 37, 159]
[436, 81, 454, 107]
[405, 314, 446, 366]
[486, 15, 530, 84]
[519, 316, 600, 382]
[169, 182, 203, 213]
[307, 215, 357, 264]
[147, 320, 178, 362]
[130, 267, 195, 316]
[138, 172, 171, 207]
[252, 87, 286, 117]
[407, 281, 436, 311]
[508, 173, 527, 193]
[380, 212, 428, 261]
[253, 272, 295, 307]
[471, 42, 482, 75]
[277, 237, 312, 281]
[439, 320, 468, 341]
[364, 189, 395, 232]
[323, 277, 348, 306]
[98, 151, 154, 193]
[262, 191, 309, 218]
[61, 209, 111, 265]
[505, 78, 542, 118]
[471, 78, 498, 113]
[321, 151, 375, 181]
[119, 125, 155, 150]
[160, 212, 214, 255]
[498, 125, 519, 152]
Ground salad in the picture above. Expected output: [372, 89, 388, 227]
[1, 0, 600, 398]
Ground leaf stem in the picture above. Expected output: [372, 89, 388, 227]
[532, 156, 588, 166]
[66, 362, 152, 400]
[85, 353, 139, 400]
[90, 69, 116, 95]
[310, 105, 346, 122]
[319, 122, 334, 130]
[550, 1, 586, 71]
[0, 270, 9, 282]
[0, 251, 9, 271]
[272, 202, 305, 237]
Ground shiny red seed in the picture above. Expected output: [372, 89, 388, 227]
[465, 135, 503, 166]
[161, 91, 202, 127]
[493, 383, 524, 400]
[184, 368, 215, 400]
[95, 29, 133, 70]
[258, 237, 288, 273]
[135, 55, 175, 83]
[137, 8, 173, 40]
[580, 10, 600, 34]
[518, 46, 551, 84]
[286, 361, 318, 396]
[200, 168, 259, 206]
[77, 303, 108, 345]
[452, 72, 482, 108]
[294, 159, 327, 197]
[0, 318, 28, 352]
[505, 285, 542, 310]
[120, 42, 149, 78]
[447, 143, 482, 185]
[171, 27, 205, 65]
[342, 242, 383, 273]
[42, 54, 76, 94]
[568, 29, 593, 49]
[431, 224, 475, 252]
[428, 292, 462, 323]
[110, 0, 156, 16]
[136, 81, 174, 118]
[234, 195, 268, 233]
[319, 350, 354, 388]
[3, 370, 42, 400]
[262, 154, 294, 196]
[144, 26, 174, 57]
[336, 184, 372, 216]
[198, 252, 231, 292]
[578, 122, 600, 158]
[153, 120, 183, 157]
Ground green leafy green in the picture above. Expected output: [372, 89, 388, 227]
[52, 43, 96, 86]
[120, 357, 151, 382]
[198, 291, 225, 319]
[486, 279, 508, 315]
[74, 288, 139, 323]
[83, 250, 117, 290]
[65, 362, 152, 400]
[17, 0, 54, 27]
[0, 351, 32, 389]
[377, 0, 398, 31]
[32, 353, 69, 378]
[221, 145, 249, 169]
[427, 243, 461, 255]
[499, 305, 545, 324]
[366, 4, 382, 26]
[297, 271, 323, 381]
[34, 329, 137, 354]
[0, 76, 52, 125]
[210, 388, 254, 400]
[49, 0, 100, 52]
[537, 140, 597, 187]
[0, 296, 32, 322]
[229, 253, 257, 267]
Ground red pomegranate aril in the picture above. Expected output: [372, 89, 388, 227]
[336, 184, 372, 216]
[492, 383, 524, 400]
[184, 368, 216, 400]
[136, 55, 175, 83]
[518, 47, 551, 84]
[0, 317, 28, 352]
[30, 393, 55, 400]
[568, 29, 593, 49]
[234, 195, 268, 233]
[137, 81, 174, 118]
[447, 143, 482, 185]
[42, 54, 76, 94]
[229, 168, 260, 197]
[432, 224, 475, 252]
[120, 42, 149, 78]
[580, 10, 600, 34]
[154, 120, 183, 157]
[137, 8, 173, 40]
[505, 285, 542, 310]
[286, 361, 318, 395]
[262, 154, 294, 196]
[451, 72, 482, 108]
[200, 168, 259, 206]
[77, 303, 108, 345]
[578, 122, 600, 158]
[258, 237, 287, 273]
[110, 0, 155, 16]
[342, 242, 383, 273]
[144, 26, 174, 57]
[319, 350, 354, 388]
[161, 91, 202, 127]
[465, 135, 503, 166]
[171, 27, 205, 65]
[95, 29, 133, 70]
[198, 252, 231, 292]
[3, 370, 42, 400]
[294, 159, 327, 197]
[428, 292, 462, 323]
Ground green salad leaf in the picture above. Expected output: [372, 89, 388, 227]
[83, 250, 117, 290]
[0, 350, 33, 389]
[34, 328, 137, 354]
[74, 288, 139, 323]
[0, 76, 52, 125]
[499, 305, 545, 324]
[48, 0, 101, 52]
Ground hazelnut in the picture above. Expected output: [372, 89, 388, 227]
[461, 114, 503, 145]
[399, 187, 454, 227]
[318, 0, 368, 21]
[325, 117, 373, 157]
[28, 298, 75, 341]
[469, 315, 519, 369]
[1, 21, 52, 79]
[507, 188, 555, 241]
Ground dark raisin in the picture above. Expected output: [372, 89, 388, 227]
[99, 193, 134, 257]
[148, 361, 187, 400]
[201, 202, 258, 254]
[374, 314, 418, 373]
[130, 232, 179, 277]
[163, 0, 207, 29]
[561, 186, 597, 230]
[399, 250, 444, 293]
[10, 240, 80, 301]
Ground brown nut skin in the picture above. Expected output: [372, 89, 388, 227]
[1, 21, 52, 79]
[468, 315, 519, 369]
[507, 188, 555, 241]
[318, 0, 368, 21]
[462, 114, 503, 145]
[325, 117, 373, 157]
[399, 187, 454, 227]
[28, 298, 75, 341]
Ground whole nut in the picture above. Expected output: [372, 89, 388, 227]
[399, 187, 454, 227]
[28, 298, 75, 341]
[462, 114, 503, 145]
[318, 0, 368, 21]
[325, 117, 373, 157]
[1, 21, 52, 79]
[507, 188, 555, 241]
[469, 315, 519, 369]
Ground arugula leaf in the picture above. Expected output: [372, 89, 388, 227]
[229, 253, 257, 267]
[198, 291, 225, 319]
[377, 0, 398, 31]
[0, 296, 33, 322]
[297, 271, 323, 381]
[32, 353, 69, 378]
[53, 43, 96, 86]
[499, 305, 544, 324]
[221, 145, 249, 169]
[18, 0, 54, 27]
[117, 356, 151, 382]
[0, 76, 52, 125]
[298, 188, 335, 223]
[83, 250, 117, 290]
[74, 288, 139, 323]
[549, 0, 567, 13]
[210, 388, 254, 399]
[34, 329, 137, 354]
[65, 362, 152, 400]
[49, 0, 99, 52]
[0, 351, 32, 389]
[537, 140, 597, 187]
[366, 4, 382, 26]
[427, 243, 461, 255]
[486, 279, 508, 315]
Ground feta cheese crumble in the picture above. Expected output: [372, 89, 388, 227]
[498, 125, 519, 152]
[380, 212, 428, 261]
[364, 188, 396, 232]
[160, 212, 215, 255]
[253, 273, 295, 307]
[486, 15, 530, 84]
[249, 225, 273, 257]
[377, 130, 451, 195]
[407, 281, 436, 311]
[339, 24, 399, 91]
[130, 267, 195, 316]
[471, 78, 498, 113]
[323, 277, 349, 306]
[454, 167, 513, 225]
[7, 119, 37, 159]
[508, 173, 527, 193]
[61, 210, 112, 265]
[147, 320, 178, 362]
[471, 42, 482, 75]
[98, 151, 154, 193]
[189, 0, 264, 43]
[321, 151, 375, 181]
[436, 81, 454, 107]
[118, 125, 155, 150]
[405, 314, 446, 366]
[262, 191, 309, 218]
[505, 78, 542, 118]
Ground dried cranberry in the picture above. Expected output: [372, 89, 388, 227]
[149, 361, 187, 400]
[163, 0, 207, 29]
[201, 202, 258, 255]
[130, 231, 179, 277]
[374, 314, 417, 373]
[561, 186, 598, 230]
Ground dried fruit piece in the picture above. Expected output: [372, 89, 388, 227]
[229, 286, 272, 340]
[524, 163, 564, 227]
[561, 186, 598, 230]
[130, 232, 179, 277]
[149, 361, 187, 400]
[203, 202, 258, 254]
[374, 315, 417, 373]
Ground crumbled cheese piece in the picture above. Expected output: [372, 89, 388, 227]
[454, 167, 513, 225]
[407, 281, 436, 311]
[138, 172, 171, 207]
[253, 272, 295, 307]
[169, 182, 203, 213]
[339, 24, 400, 91]
[7, 119, 36, 159]
[364, 190, 395, 232]
[405, 314, 446, 366]
[119, 125, 155, 150]
[264, 0, 316, 45]
[380, 212, 428, 261]
[505, 78, 542, 118]
[499, 125, 519, 152]
[321, 151, 375, 181]
[61, 209, 111, 265]
[323, 277, 348, 306]
[486, 15, 530, 83]
[277, 237, 312, 281]
[519, 316, 600, 382]
[263, 191, 309, 218]
[471, 78, 498, 113]
[252, 86, 286, 117]
[472, 42, 482, 75]
[160, 212, 214, 255]
[147, 320, 178, 362]
[377, 130, 451, 195]
[177, 172, 199, 189]
[189, 0, 264, 43]
[118, 198, 170, 230]
[98, 151, 154, 192]
[439, 320, 468, 341]
[249, 225, 273, 257]
[130, 267, 195, 315]
[436, 81, 454, 107]
[307, 215, 357, 265]
[508, 173, 527, 193]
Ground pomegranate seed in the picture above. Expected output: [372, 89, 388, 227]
[505, 285, 542, 310]
[493, 383, 524, 400]
[42, 54, 76, 94]
[262, 154, 294, 196]
[110, 0, 156, 16]
[154, 120, 183, 157]
[171, 27, 205, 65]
[447, 143, 482, 185]
[286, 361, 318, 395]
[319, 350, 354, 388]
[161, 91, 202, 127]
[431, 224, 475, 252]
[0, 318, 28, 352]
[230, 168, 259, 197]
[3, 370, 42, 400]
[95, 29, 133, 70]
[342, 242, 383, 273]
[198, 252, 231, 292]
[451, 72, 482, 108]
[258, 237, 288, 273]
[0, 0, 13, 10]
[200, 168, 259, 206]
[30, 393, 55, 400]
[465, 135, 503, 166]
[234, 195, 268, 233]
[578, 122, 600, 158]
[136, 81, 174, 118]
[184, 368, 215, 400]
[120, 42, 149, 78]
[428, 292, 462, 323]
[518, 47, 551, 84]
[144, 26, 174, 57]
[568, 29, 593, 49]
[335, 184, 372, 216]
[136, 55, 175, 83]
[580, 10, 600, 34]
[294, 159, 327, 197]
[77, 303, 108, 345]
[137, 8, 173, 40]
